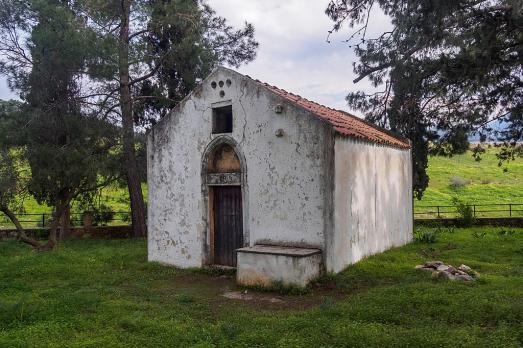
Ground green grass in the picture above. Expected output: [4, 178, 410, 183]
[418, 148, 523, 207]
[1, 227, 522, 347]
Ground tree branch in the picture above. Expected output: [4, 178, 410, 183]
[353, 46, 420, 83]
[0, 206, 42, 248]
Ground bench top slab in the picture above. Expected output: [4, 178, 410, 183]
[237, 245, 322, 257]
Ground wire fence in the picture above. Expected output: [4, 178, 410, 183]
[414, 203, 523, 219]
[0, 212, 131, 229]
[2, 204, 522, 229]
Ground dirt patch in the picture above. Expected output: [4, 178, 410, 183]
[154, 272, 348, 312]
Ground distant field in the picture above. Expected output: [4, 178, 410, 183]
[418, 148, 523, 206]
[11, 185, 140, 216]
[1, 148, 522, 228]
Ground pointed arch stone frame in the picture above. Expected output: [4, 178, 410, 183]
[201, 135, 249, 266]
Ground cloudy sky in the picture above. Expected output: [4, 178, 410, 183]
[207, 0, 390, 113]
[0, 1, 390, 115]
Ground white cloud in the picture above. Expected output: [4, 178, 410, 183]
[0, 78, 17, 101]
[208, 0, 391, 114]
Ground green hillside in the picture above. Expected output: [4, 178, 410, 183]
[418, 148, 523, 207]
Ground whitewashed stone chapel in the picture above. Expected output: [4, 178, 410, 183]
[147, 67, 413, 287]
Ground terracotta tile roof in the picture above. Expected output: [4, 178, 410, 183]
[249, 77, 411, 149]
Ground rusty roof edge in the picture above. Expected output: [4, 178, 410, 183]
[247, 78, 349, 139]
[245, 75, 411, 149]
[337, 110, 412, 148]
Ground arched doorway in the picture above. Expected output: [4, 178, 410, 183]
[202, 138, 246, 267]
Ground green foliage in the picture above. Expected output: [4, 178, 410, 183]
[0, 101, 26, 214]
[191, 265, 236, 277]
[471, 230, 487, 239]
[241, 281, 311, 296]
[0, 0, 258, 238]
[0, 150, 20, 210]
[452, 197, 475, 227]
[131, 0, 259, 125]
[326, 0, 523, 199]
[414, 226, 457, 245]
[0, 227, 522, 346]
[414, 228, 438, 244]
[20, 1, 120, 211]
[91, 204, 114, 226]
[449, 176, 470, 189]
[497, 228, 516, 237]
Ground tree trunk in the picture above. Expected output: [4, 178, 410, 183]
[1, 199, 71, 251]
[60, 202, 71, 240]
[118, 0, 147, 238]
[0, 206, 42, 249]
[39, 200, 69, 251]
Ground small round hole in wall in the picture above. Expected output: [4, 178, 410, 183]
[226, 79, 232, 87]
[219, 90, 225, 98]
[219, 81, 224, 88]
[211, 81, 217, 89]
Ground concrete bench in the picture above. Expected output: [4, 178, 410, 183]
[236, 245, 322, 288]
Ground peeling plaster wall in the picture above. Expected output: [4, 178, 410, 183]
[327, 137, 413, 273]
[147, 68, 331, 268]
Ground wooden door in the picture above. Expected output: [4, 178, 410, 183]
[213, 186, 243, 267]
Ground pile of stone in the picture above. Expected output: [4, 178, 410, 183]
[415, 261, 478, 281]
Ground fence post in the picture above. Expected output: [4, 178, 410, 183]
[437, 206, 440, 218]
[473, 205, 476, 217]
[509, 204, 512, 217]
[42, 213, 45, 227]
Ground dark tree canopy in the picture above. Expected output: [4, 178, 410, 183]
[0, 1, 120, 249]
[0, 100, 24, 213]
[0, 0, 258, 238]
[326, 0, 523, 198]
[133, 1, 259, 125]
[23, 0, 119, 209]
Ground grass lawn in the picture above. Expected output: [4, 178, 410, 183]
[1, 227, 522, 347]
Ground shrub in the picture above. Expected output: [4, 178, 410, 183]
[452, 197, 475, 227]
[92, 204, 114, 226]
[121, 212, 131, 224]
[497, 229, 516, 237]
[449, 176, 470, 189]
[472, 230, 487, 239]
[414, 229, 438, 244]
[420, 247, 440, 258]
[35, 229, 49, 239]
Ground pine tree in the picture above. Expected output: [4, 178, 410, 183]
[0, 0, 258, 236]
[326, 0, 523, 198]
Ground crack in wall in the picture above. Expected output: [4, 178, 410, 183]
[238, 80, 248, 146]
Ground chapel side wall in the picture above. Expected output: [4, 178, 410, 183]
[327, 136, 413, 273]
[147, 68, 331, 268]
